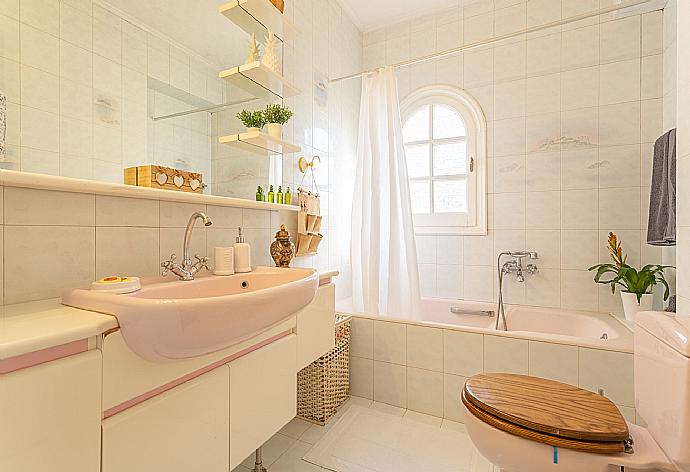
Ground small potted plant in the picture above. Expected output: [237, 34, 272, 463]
[236, 109, 265, 133]
[589, 232, 672, 321]
[263, 104, 293, 139]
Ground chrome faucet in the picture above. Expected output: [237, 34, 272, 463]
[161, 211, 213, 281]
[495, 251, 539, 331]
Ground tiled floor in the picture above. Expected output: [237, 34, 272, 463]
[232, 397, 496, 472]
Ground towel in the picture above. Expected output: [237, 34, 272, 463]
[647, 129, 676, 246]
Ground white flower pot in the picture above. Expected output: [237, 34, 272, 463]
[620, 291, 653, 322]
[266, 123, 283, 139]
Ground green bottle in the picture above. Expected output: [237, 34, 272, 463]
[277, 186, 284, 204]
[256, 186, 263, 202]
[285, 187, 291, 205]
[268, 185, 275, 203]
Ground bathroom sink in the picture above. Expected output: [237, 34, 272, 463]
[62, 267, 319, 362]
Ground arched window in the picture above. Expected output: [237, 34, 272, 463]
[401, 86, 487, 235]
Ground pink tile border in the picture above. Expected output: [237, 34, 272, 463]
[0, 339, 89, 375]
[319, 277, 332, 286]
[103, 329, 293, 419]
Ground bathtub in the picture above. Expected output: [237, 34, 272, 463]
[338, 297, 633, 352]
[340, 297, 637, 424]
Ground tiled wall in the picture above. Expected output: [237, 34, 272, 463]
[362, 0, 666, 315]
[0, 0, 224, 181]
[0, 0, 363, 304]
[675, 0, 690, 315]
[0, 185, 306, 305]
[349, 316, 636, 423]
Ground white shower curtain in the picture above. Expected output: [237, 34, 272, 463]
[351, 66, 421, 318]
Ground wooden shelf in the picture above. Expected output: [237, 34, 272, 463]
[219, 61, 299, 99]
[219, 130, 301, 155]
[219, 0, 296, 42]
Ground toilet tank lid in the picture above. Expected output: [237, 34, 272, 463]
[636, 311, 690, 358]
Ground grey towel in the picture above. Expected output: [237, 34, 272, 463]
[647, 128, 676, 246]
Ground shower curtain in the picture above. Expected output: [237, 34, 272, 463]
[351, 66, 421, 318]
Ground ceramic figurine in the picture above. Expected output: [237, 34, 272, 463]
[246, 32, 260, 64]
[261, 29, 281, 73]
[270, 225, 295, 268]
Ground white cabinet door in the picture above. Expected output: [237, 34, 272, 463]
[0, 351, 102, 472]
[102, 366, 229, 472]
[296, 283, 336, 370]
[229, 334, 297, 469]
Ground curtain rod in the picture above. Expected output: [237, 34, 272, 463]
[330, 0, 660, 84]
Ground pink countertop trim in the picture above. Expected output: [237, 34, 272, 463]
[103, 329, 293, 419]
[0, 339, 89, 375]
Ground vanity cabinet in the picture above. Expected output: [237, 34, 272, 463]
[0, 351, 102, 472]
[296, 283, 336, 370]
[101, 366, 230, 472]
[229, 334, 297, 469]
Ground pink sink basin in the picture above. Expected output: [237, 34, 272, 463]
[62, 267, 319, 362]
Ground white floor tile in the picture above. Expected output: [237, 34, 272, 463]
[279, 417, 314, 439]
[441, 418, 467, 433]
[403, 409, 443, 427]
[369, 401, 405, 417]
[304, 405, 494, 472]
[269, 440, 325, 471]
[240, 433, 297, 469]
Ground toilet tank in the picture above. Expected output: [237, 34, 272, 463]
[635, 311, 690, 471]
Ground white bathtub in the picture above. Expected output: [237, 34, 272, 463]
[338, 297, 633, 352]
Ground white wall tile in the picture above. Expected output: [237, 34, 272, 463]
[528, 341, 579, 385]
[600, 16, 641, 64]
[579, 348, 634, 406]
[4, 187, 95, 225]
[351, 317, 374, 359]
[95, 227, 159, 278]
[4, 225, 95, 304]
[373, 361, 407, 408]
[350, 356, 374, 399]
[373, 320, 407, 365]
[407, 367, 444, 417]
[600, 59, 641, 106]
[406, 324, 442, 371]
[483, 335, 528, 374]
[443, 329, 483, 377]
[443, 373, 467, 423]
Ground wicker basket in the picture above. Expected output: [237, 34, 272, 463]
[297, 314, 351, 425]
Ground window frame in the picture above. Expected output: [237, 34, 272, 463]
[400, 85, 488, 236]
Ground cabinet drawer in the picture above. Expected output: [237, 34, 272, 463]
[0, 351, 101, 472]
[102, 367, 229, 472]
[296, 283, 336, 370]
[229, 334, 297, 469]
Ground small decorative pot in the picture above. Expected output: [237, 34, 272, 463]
[270, 225, 295, 267]
[266, 123, 283, 139]
[620, 291, 653, 322]
[270, 0, 285, 13]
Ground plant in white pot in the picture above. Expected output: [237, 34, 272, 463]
[589, 232, 672, 322]
[263, 104, 293, 140]
[236, 109, 265, 133]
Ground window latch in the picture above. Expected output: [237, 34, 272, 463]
[469, 156, 475, 172]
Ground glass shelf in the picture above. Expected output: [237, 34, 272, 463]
[218, 130, 301, 155]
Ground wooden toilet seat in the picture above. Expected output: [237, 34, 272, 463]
[462, 373, 631, 454]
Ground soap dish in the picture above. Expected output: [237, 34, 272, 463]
[91, 276, 141, 294]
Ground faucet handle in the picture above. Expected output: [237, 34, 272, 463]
[194, 254, 211, 272]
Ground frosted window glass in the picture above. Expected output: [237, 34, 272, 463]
[433, 105, 466, 139]
[434, 179, 467, 213]
[410, 181, 431, 214]
[433, 142, 467, 176]
[405, 144, 430, 178]
[403, 106, 430, 143]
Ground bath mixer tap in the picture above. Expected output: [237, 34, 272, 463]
[161, 211, 213, 281]
[496, 251, 539, 331]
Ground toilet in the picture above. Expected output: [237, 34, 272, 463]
[462, 311, 690, 472]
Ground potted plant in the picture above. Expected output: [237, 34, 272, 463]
[263, 104, 293, 139]
[236, 109, 265, 133]
[589, 232, 672, 321]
